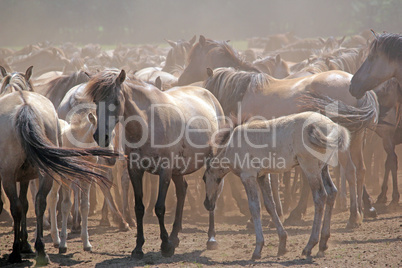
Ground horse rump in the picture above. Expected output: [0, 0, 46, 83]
[15, 103, 117, 188]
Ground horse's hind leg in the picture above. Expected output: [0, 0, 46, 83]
[270, 174, 283, 220]
[20, 181, 33, 254]
[71, 183, 81, 233]
[240, 173, 264, 260]
[59, 185, 72, 253]
[285, 173, 310, 225]
[169, 175, 187, 248]
[257, 175, 288, 256]
[317, 165, 337, 257]
[299, 163, 327, 257]
[34, 175, 53, 265]
[80, 181, 93, 251]
[122, 167, 136, 227]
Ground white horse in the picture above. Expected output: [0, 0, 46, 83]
[203, 111, 350, 259]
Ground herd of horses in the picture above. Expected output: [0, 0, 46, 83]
[0, 31, 400, 265]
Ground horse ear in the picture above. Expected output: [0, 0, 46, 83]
[116, 69, 126, 86]
[25, 66, 33, 81]
[199, 35, 206, 47]
[0, 66, 7, 77]
[189, 35, 196, 45]
[275, 54, 281, 64]
[165, 38, 177, 48]
[338, 36, 346, 46]
[318, 37, 325, 44]
[370, 29, 378, 39]
[155, 76, 162, 90]
[87, 112, 97, 126]
[206, 68, 213, 77]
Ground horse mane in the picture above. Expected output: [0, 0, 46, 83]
[203, 67, 272, 114]
[0, 72, 33, 95]
[188, 37, 260, 72]
[84, 69, 152, 102]
[370, 33, 402, 62]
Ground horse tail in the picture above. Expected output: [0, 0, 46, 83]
[15, 104, 116, 188]
[300, 91, 379, 132]
[307, 121, 350, 152]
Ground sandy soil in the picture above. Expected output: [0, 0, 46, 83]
[0, 190, 401, 268]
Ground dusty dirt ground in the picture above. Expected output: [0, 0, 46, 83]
[0, 183, 401, 268]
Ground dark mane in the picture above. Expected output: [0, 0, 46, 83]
[370, 33, 402, 62]
[84, 69, 152, 102]
[188, 38, 260, 72]
[0, 72, 33, 95]
[203, 67, 272, 114]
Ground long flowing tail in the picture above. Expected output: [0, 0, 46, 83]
[307, 122, 350, 152]
[15, 104, 117, 188]
[300, 90, 379, 132]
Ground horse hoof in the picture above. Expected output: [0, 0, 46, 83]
[161, 241, 175, 257]
[71, 226, 81, 234]
[53, 243, 60, 248]
[346, 220, 360, 229]
[170, 237, 180, 248]
[84, 246, 92, 252]
[126, 218, 136, 228]
[251, 252, 261, 260]
[21, 242, 34, 254]
[376, 195, 387, 204]
[206, 240, 219, 250]
[301, 248, 311, 257]
[35, 254, 50, 266]
[59, 247, 67, 254]
[8, 252, 22, 263]
[364, 207, 377, 218]
[119, 222, 130, 232]
[316, 251, 325, 258]
[388, 200, 400, 210]
[131, 249, 144, 260]
[277, 247, 288, 256]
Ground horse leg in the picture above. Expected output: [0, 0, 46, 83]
[128, 167, 145, 259]
[257, 175, 288, 256]
[300, 165, 327, 257]
[80, 181, 92, 251]
[362, 185, 377, 218]
[146, 174, 158, 216]
[285, 172, 310, 225]
[98, 180, 130, 231]
[270, 174, 283, 220]
[34, 175, 53, 265]
[122, 167, 136, 227]
[169, 175, 187, 248]
[206, 210, 218, 249]
[282, 171, 292, 213]
[71, 183, 81, 233]
[377, 140, 398, 204]
[48, 182, 61, 248]
[89, 183, 97, 216]
[3, 180, 23, 263]
[59, 186, 72, 253]
[240, 173, 264, 260]
[228, 175, 249, 217]
[20, 181, 33, 254]
[0, 181, 3, 215]
[339, 150, 362, 229]
[100, 192, 110, 227]
[317, 165, 337, 257]
[155, 169, 175, 257]
[350, 132, 369, 217]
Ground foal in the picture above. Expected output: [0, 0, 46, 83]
[203, 112, 350, 259]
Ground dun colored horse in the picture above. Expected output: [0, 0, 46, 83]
[204, 112, 350, 259]
[84, 69, 225, 259]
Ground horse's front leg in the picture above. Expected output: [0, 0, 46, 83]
[80, 181, 93, 251]
[127, 167, 145, 259]
[48, 181, 61, 248]
[121, 167, 136, 227]
[34, 175, 53, 265]
[155, 169, 175, 257]
[240, 173, 264, 260]
[169, 175, 187, 248]
[59, 185, 72, 253]
[317, 165, 337, 257]
[206, 210, 218, 249]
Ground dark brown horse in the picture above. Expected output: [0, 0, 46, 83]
[350, 32, 402, 206]
[162, 36, 196, 75]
